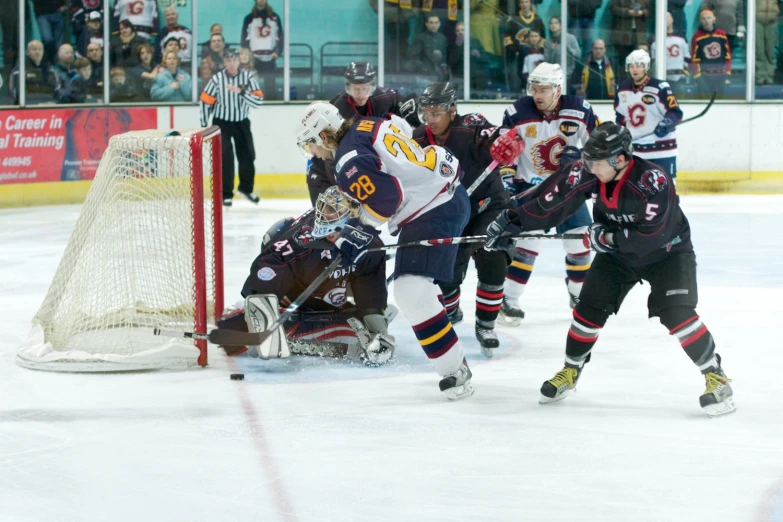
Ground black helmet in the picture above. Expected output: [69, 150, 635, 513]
[582, 122, 633, 166]
[419, 82, 457, 108]
[344, 61, 376, 85]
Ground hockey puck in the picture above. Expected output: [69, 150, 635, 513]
[230, 373, 245, 381]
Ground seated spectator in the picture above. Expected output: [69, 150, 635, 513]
[109, 66, 136, 101]
[73, 57, 97, 100]
[53, 44, 85, 103]
[520, 28, 545, 88]
[504, 0, 546, 92]
[9, 40, 55, 104]
[610, 0, 649, 80]
[204, 34, 227, 71]
[448, 21, 490, 91]
[76, 11, 103, 58]
[577, 39, 616, 100]
[161, 37, 182, 64]
[110, 20, 146, 69]
[131, 43, 160, 101]
[151, 50, 192, 102]
[405, 14, 449, 80]
[113, 0, 159, 41]
[239, 48, 256, 73]
[201, 23, 223, 56]
[157, 6, 193, 66]
[198, 56, 217, 91]
[70, 0, 101, 42]
[543, 16, 581, 83]
[241, 0, 283, 100]
[85, 42, 104, 87]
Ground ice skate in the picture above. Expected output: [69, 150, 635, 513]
[447, 306, 464, 326]
[700, 355, 735, 417]
[540, 365, 581, 404]
[565, 278, 580, 309]
[439, 358, 474, 400]
[475, 326, 499, 358]
[498, 297, 525, 326]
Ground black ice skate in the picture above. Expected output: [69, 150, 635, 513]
[447, 306, 463, 326]
[700, 354, 736, 417]
[439, 358, 474, 400]
[498, 297, 525, 326]
[540, 364, 582, 404]
[475, 326, 499, 358]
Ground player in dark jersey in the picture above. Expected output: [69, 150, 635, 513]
[484, 122, 735, 416]
[412, 82, 510, 356]
[306, 61, 421, 205]
[217, 187, 396, 365]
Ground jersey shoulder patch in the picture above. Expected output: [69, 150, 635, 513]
[462, 113, 487, 126]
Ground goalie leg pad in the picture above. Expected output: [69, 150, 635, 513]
[346, 317, 395, 366]
[245, 294, 290, 359]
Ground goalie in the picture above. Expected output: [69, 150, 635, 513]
[217, 187, 397, 365]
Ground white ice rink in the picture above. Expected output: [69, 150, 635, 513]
[1, 195, 782, 522]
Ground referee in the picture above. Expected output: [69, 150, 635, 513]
[199, 48, 264, 207]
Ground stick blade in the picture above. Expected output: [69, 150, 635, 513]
[207, 328, 273, 347]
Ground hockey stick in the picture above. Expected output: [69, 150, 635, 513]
[370, 232, 582, 253]
[633, 90, 717, 141]
[465, 160, 499, 196]
[154, 254, 345, 347]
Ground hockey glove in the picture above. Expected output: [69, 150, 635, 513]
[333, 218, 379, 266]
[490, 129, 525, 166]
[654, 118, 675, 138]
[561, 145, 582, 167]
[398, 94, 421, 127]
[584, 223, 618, 254]
[485, 210, 523, 251]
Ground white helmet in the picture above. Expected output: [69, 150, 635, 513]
[296, 102, 345, 158]
[313, 186, 359, 238]
[526, 62, 564, 96]
[625, 50, 651, 72]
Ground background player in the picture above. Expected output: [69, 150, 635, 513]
[296, 102, 473, 400]
[306, 61, 420, 205]
[413, 82, 510, 356]
[615, 50, 684, 181]
[490, 62, 597, 325]
[485, 122, 734, 417]
[218, 187, 395, 365]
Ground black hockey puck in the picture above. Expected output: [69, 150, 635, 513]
[230, 373, 245, 381]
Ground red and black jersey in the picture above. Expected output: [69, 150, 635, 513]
[690, 27, 731, 77]
[241, 213, 387, 314]
[412, 113, 509, 214]
[508, 156, 693, 267]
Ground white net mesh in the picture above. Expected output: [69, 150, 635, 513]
[18, 128, 223, 371]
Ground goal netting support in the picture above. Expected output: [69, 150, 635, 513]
[18, 128, 224, 371]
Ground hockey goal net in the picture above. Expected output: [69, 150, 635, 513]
[18, 127, 224, 371]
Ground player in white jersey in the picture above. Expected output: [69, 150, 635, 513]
[614, 50, 684, 181]
[113, 0, 159, 41]
[296, 103, 474, 400]
[491, 63, 598, 325]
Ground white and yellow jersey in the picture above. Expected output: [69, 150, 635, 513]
[502, 95, 598, 185]
[333, 115, 462, 235]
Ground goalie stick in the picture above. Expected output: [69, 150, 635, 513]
[370, 232, 582, 253]
[154, 254, 346, 347]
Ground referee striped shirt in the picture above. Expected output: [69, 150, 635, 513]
[199, 69, 264, 127]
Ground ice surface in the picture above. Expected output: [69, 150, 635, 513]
[1, 196, 782, 522]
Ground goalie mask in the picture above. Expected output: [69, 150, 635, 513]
[313, 186, 360, 238]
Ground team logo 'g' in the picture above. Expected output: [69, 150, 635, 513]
[704, 42, 722, 59]
[530, 135, 567, 175]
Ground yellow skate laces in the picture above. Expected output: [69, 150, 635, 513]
[549, 367, 579, 389]
[704, 372, 731, 395]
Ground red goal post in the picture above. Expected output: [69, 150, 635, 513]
[18, 127, 224, 371]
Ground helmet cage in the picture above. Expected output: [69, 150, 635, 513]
[313, 186, 360, 238]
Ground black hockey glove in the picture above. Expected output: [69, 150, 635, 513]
[585, 223, 618, 254]
[333, 218, 379, 266]
[398, 94, 421, 127]
[654, 118, 675, 138]
[484, 210, 523, 251]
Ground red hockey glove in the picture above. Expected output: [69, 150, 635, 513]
[490, 130, 525, 165]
